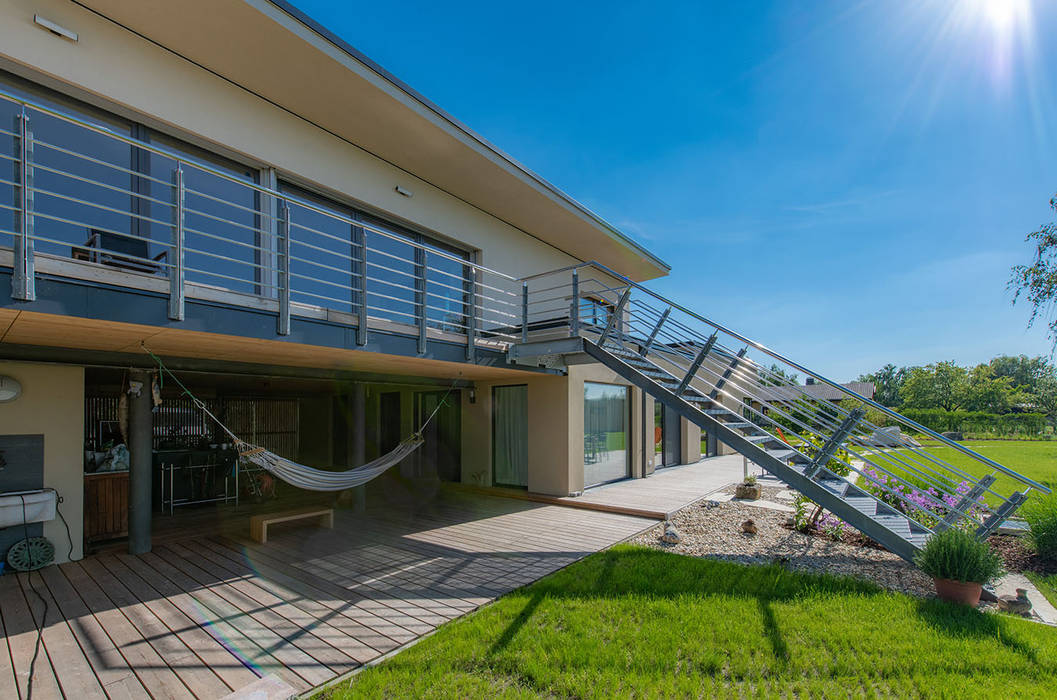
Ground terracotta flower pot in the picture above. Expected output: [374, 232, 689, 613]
[933, 578, 983, 606]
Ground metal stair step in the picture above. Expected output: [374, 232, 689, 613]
[746, 435, 778, 444]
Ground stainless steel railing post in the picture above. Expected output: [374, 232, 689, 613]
[13, 107, 35, 301]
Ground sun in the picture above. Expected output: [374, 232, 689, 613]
[960, 0, 1032, 37]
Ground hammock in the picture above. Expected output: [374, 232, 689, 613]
[144, 346, 447, 492]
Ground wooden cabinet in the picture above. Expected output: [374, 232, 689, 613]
[84, 471, 129, 543]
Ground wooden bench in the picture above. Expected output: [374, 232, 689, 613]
[249, 507, 334, 543]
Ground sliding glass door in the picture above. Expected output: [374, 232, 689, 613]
[584, 382, 630, 487]
[493, 385, 528, 488]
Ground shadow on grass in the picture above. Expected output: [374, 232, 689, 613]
[487, 545, 1044, 668]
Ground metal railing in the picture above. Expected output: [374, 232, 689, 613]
[521, 261, 1050, 539]
[0, 87, 521, 356]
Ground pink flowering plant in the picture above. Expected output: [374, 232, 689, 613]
[860, 465, 988, 530]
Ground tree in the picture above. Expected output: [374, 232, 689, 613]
[961, 365, 1014, 413]
[1010, 192, 1057, 351]
[762, 363, 798, 386]
[899, 362, 968, 411]
[858, 363, 909, 407]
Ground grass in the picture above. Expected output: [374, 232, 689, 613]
[1024, 571, 1057, 610]
[324, 546, 1057, 699]
[861, 439, 1057, 505]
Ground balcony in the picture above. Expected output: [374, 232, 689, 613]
[0, 87, 526, 364]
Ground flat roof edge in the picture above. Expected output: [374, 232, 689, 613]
[263, 0, 671, 276]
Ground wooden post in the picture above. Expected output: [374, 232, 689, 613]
[128, 369, 153, 555]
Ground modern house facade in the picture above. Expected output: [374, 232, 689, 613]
[0, 0, 720, 563]
[1, 0, 1044, 572]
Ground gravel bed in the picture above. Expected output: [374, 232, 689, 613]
[631, 496, 935, 598]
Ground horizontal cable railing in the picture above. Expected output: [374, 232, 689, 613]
[520, 261, 1049, 539]
[0, 87, 521, 354]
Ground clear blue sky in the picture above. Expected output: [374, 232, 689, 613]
[293, 0, 1056, 381]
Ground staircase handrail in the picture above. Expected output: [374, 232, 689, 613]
[523, 261, 1050, 494]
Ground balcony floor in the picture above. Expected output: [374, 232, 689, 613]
[0, 490, 653, 698]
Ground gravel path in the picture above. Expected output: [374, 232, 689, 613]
[631, 492, 935, 598]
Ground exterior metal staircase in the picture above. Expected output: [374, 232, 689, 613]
[510, 262, 1050, 562]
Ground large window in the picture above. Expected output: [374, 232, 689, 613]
[584, 382, 629, 487]
[493, 385, 528, 488]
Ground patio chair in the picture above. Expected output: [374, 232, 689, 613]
[74, 228, 168, 274]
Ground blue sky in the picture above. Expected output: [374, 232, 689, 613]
[293, 0, 1056, 380]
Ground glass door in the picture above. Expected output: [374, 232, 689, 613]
[584, 382, 630, 487]
[493, 385, 528, 488]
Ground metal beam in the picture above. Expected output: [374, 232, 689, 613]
[569, 269, 580, 337]
[934, 473, 996, 531]
[641, 306, 671, 356]
[675, 332, 717, 396]
[466, 267, 477, 361]
[168, 163, 185, 321]
[597, 288, 631, 346]
[276, 202, 290, 335]
[975, 491, 1027, 540]
[708, 347, 747, 400]
[521, 282, 529, 343]
[416, 248, 427, 355]
[13, 109, 35, 301]
[356, 227, 368, 346]
[803, 408, 865, 478]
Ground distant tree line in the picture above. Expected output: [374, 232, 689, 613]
[858, 355, 1057, 436]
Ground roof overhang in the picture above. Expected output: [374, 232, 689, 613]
[72, 0, 670, 281]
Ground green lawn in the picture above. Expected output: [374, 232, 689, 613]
[1025, 571, 1057, 609]
[861, 440, 1057, 504]
[325, 546, 1057, 699]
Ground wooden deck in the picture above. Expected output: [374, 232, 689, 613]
[0, 490, 653, 699]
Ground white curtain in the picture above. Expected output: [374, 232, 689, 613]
[493, 385, 528, 487]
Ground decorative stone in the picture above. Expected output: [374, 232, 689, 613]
[742, 519, 758, 535]
[783, 515, 795, 528]
[941, 431, 964, 441]
[735, 483, 762, 500]
[998, 588, 1032, 616]
[661, 523, 682, 544]
[702, 500, 722, 509]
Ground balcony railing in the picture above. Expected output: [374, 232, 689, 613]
[0, 87, 522, 357]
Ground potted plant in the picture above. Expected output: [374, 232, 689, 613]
[735, 474, 762, 500]
[913, 528, 1005, 606]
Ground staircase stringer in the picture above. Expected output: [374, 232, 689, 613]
[581, 339, 924, 561]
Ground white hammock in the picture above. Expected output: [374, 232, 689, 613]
[237, 436, 424, 492]
[144, 345, 440, 493]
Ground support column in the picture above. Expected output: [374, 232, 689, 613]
[128, 369, 153, 555]
[350, 382, 367, 513]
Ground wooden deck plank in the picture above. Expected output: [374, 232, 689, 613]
[183, 540, 388, 663]
[0, 572, 63, 700]
[60, 561, 197, 700]
[95, 555, 261, 693]
[17, 572, 107, 699]
[38, 565, 147, 700]
[78, 557, 232, 699]
[135, 550, 332, 688]
[163, 541, 368, 670]
[0, 577, 23, 700]
[202, 537, 417, 649]
[115, 552, 303, 693]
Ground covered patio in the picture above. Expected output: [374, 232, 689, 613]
[0, 489, 653, 698]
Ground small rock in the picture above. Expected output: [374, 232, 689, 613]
[661, 522, 683, 544]
[783, 516, 795, 528]
[742, 519, 758, 535]
[998, 588, 1032, 616]
[702, 500, 721, 509]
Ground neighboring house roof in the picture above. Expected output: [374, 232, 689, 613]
[756, 381, 876, 403]
[74, 0, 670, 281]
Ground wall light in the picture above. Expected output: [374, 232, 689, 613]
[34, 15, 78, 42]
[394, 185, 413, 198]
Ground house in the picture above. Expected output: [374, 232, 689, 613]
[0, 0, 713, 562]
[0, 0, 1041, 574]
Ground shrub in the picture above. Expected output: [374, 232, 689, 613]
[1021, 492, 1057, 560]
[913, 528, 1005, 584]
[743, 474, 757, 485]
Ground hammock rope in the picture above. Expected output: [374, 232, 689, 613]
[142, 344, 457, 492]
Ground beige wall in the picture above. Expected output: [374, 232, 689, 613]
[0, 0, 580, 280]
[0, 361, 84, 563]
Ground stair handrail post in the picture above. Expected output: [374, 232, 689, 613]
[416, 248, 428, 355]
[709, 347, 748, 400]
[276, 201, 291, 336]
[676, 332, 718, 396]
[569, 268, 580, 337]
[13, 107, 35, 301]
[168, 162, 186, 321]
[975, 491, 1028, 540]
[803, 408, 865, 478]
[641, 306, 671, 356]
[598, 287, 631, 346]
[521, 281, 529, 343]
[934, 473, 996, 532]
